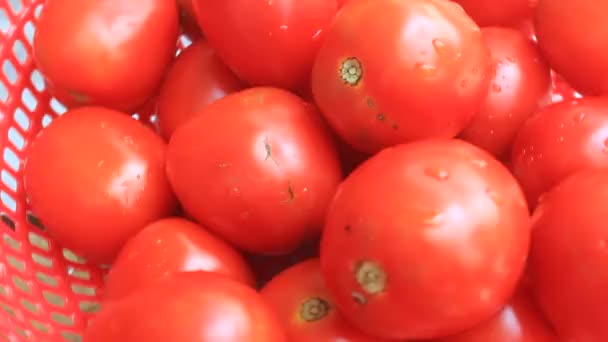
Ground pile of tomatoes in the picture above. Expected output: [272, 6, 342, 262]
[22, 0, 608, 340]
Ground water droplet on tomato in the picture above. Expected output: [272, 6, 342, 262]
[414, 63, 437, 77]
[558, 136, 564, 143]
[279, 25, 288, 31]
[424, 167, 449, 181]
[432, 39, 446, 54]
[471, 159, 488, 169]
[574, 112, 586, 123]
[491, 84, 502, 92]
[311, 29, 323, 40]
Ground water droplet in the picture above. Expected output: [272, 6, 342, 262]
[574, 112, 586, 123]
[432, 39, 446, 54]
[279, 25, 288, 31]
[97, 160, 105, 168]
[414, 63, 437, 77]
[558, 136, 564, 143]
[486, 189, 501, 204]
[489, 130, 495, 135]
[100, 121, 106, 129]
[311, 29, 323, 40]
[268, 31, 274, 37]
[471, 159, 488, 169]
[123, 136, 134, 144]
[232, 187, 241, 196]
[491, 83, 502, 92]
[423, 212, 444, 226]
[424, 167, 450, 181]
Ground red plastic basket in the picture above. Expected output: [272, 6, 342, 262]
[0, 1, 189, 340]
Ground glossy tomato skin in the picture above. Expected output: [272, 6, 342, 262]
[157, 40, 244, 140]
[529, 169, 608, 341]
[24, 107, 176, 263]
[34, 0, 179, 112]
[312, 0, 491, 154]
[452, 0, 534, 26]
[167, 88, 342, 255]
[321, 139, 530, 340]
[192, 0, 338, 91]
[261, 259, 384, 342]
[460, 27, 551, 158]
[105, 218, 255, 300]
[534, 0, 608, 95]
[433, 288, 556, 342]
[511, 98, 608, 208]
[85, 272, 287, 342]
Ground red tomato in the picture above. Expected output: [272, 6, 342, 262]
[167, 88, 343, 254]
[261, 259, 384, 342]
[534, 0, 608, 95]
[157, 40, 244, 140]
[34, 0, 179, 112]
[85, 272, 287, 342]
[192, 0, 338, 91]
[529, 169, 608, 341]
[452, 0, 534, 26]
[312, 0, 491, 154]
[24, 107, 176, 263]
[320, 139, 530, 340]
[105, 218, 255, 300]
[433, 288, 556, 342]
[460, 27, 551, 158]
[511, 98, 608, 208]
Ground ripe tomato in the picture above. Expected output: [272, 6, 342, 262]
[452, 0, 534, 26]
[511, 98, 608, 208]
[24, 107, 176, 263]
[192, 0, 338, 91]
[34, 0, 179, 112]
[460, 27, 551, 158]
[167, 88, 342, 254]
[157, 40, 244, 140]
[261, 259, 384, 342]
[320, 139, 530, 340]
[85, 272, 287, 342]
[177, 0, 203, 39]
[534, 0, 608, 95]
[529, 169, 608, 341]
[105, 218, 255, 300]
[433, 288, 556, 342]
[312, 0, 491, 154]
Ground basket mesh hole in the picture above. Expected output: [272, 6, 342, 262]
[3, 232, 19, 249]
[8, 0, 24, 14]
[51, 312, 74, 327]
[2, 60, 18, 85]
[27, 212, 45, 230]
[9, 126, 25, 150]
[28, 231, 49, 251]
[71, 284, 95, 297]
[50, 97, 67, 115]
[0, 79, 8, 102]
[12, 274, 31, 293]
[30, 320, 49, 334]
[23, 20, 35, 45]
[1, 215, 16, 231]
[79, 301, 101, 314]
[20, 298, 39, 315]
[30, 69, 45, 92]
[42, 290, 64, 307]
[14, 328, 29, 339]
[61, 331, 82, 342]
[32, 252, 52, 268]
[4, 147, 20, 171]
[7, 254, 25, 272]
[62, 249, 86, 264]
[1, 302, 16, 318]
[21, 87, 37, 111]
[0, 333, 8, 340]
[0, 9, 10, 34]
[0, 286, 9, 297]
[36, 272, 58, 287]
[12, 39, 28, 65]
[13, 107, 30, 131]
[67, 267, 90, 281]
[1, 190, 16, 212]
[41, 113, 53, 128]
[2, 170, 17, 192]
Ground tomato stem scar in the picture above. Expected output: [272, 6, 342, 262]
[340, 57, 363, 85]
[300, 297, 330, 321]
[355, 260, 387, 295]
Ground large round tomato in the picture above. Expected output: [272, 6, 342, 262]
[529, 169, 608, 341]
[511, 98, 608, 208]
[157, 40, 244, 140]
[460, 27, 551, 159]
[105, 218, 255, 300]
[434, 288, 556, 342]
[34, 0, 179, 112]
[320, 139, 530, 340]
[192, 0, 338, 91]
[167, 88, 342, 255]
[24, 107, 176, 263]
[261, 259, 384, 342]
[312, 0, 491, 153]
[452, 0, 534, 26]
[534, 0, 608, 95]
[85, 272, 287, 341]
